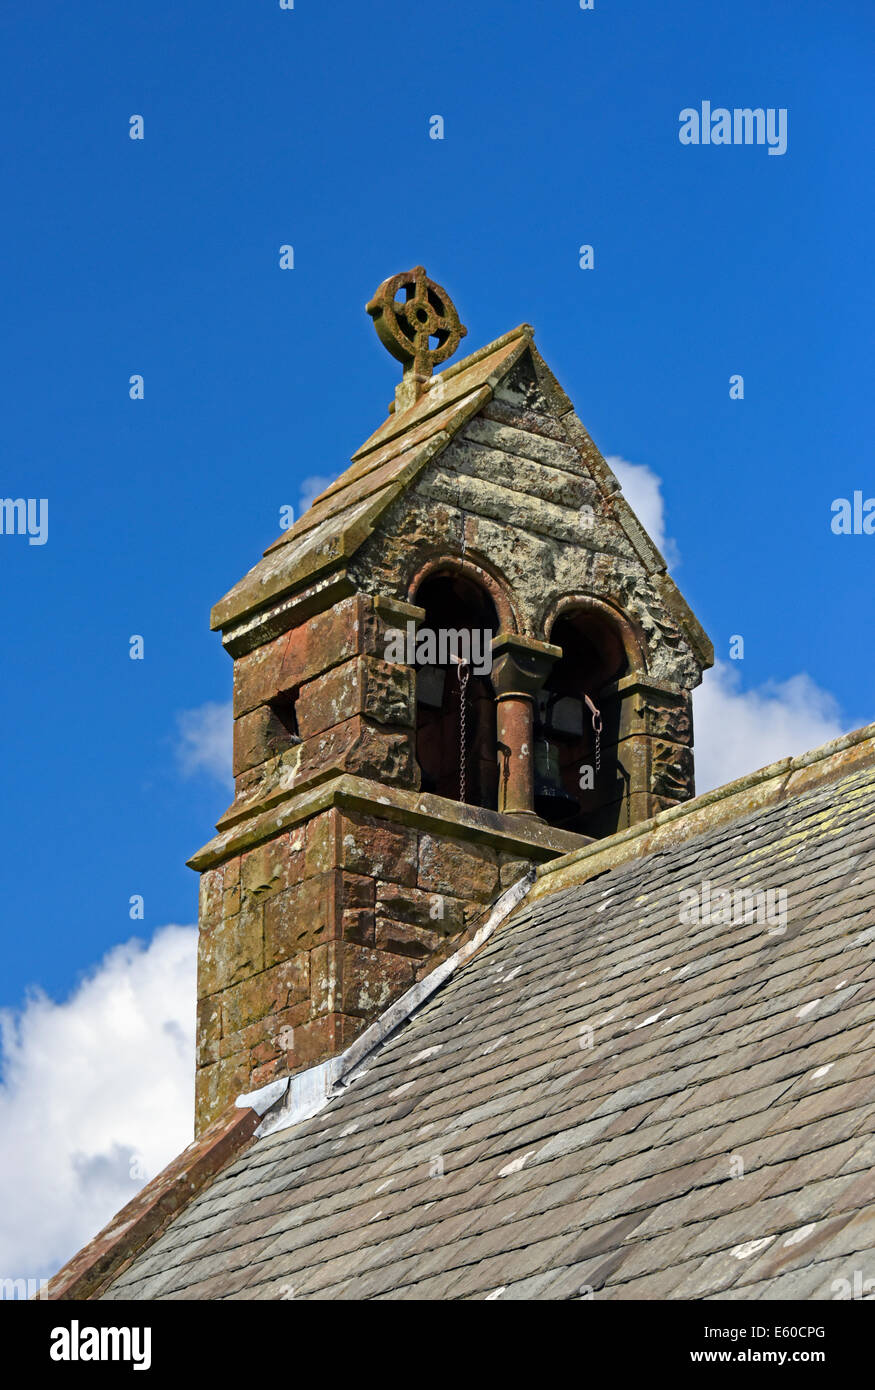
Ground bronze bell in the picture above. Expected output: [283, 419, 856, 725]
[533, 739, 580, 820]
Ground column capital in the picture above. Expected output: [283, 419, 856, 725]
[490, 633, 561, 700]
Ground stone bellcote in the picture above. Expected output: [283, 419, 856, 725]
[189, 272, 713, 1134]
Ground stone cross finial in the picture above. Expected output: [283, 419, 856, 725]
[366, 267, 467, 406]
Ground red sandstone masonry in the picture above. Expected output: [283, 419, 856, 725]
[232, 595, 380, 717]
[193, 798, 527, 1131]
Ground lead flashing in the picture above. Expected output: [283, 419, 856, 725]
[248, 868, 536, 1139]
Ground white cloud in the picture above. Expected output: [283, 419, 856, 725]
[693, 662, 848, 794]
[603, 455, 855, 791]
[298, 474, 333, 513]
[606, 455, 681, 569]
[175, 700, 233, 785]
[0, 925, 197, 1284]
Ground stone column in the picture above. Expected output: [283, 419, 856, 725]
[600, 673, 694, 830]
[490, 634, 561, 817]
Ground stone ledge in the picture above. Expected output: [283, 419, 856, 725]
[220, 571, 357, 659]
[48, 1104, 261, 1301]
[189, 774, 589, 873]
[529, 721, 875, 902]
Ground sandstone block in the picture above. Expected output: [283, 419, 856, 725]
[198, 902, 264, 996]
[375, 918, 443, 959]
[376, 881, 461, 934]
[340, 872, 376, 909]
[417, 834, 499, 901]
[280, 1013, 359, 1073]
[240, 832, 305, 899]
[499, 857, 534, 890]
[196, 995, 222, 1068]
[652, 740, 695, 801]
[296, 656, 415, 737]
[264, 873, 335, 965]
[195, 1053, 251, 1135]
[294, 717, 415, 787]
[221, 998, 310, 1064]
[339, 944, 415, 1017]
[198, 867, 225, 926]
[233, 595, 379, 717]
[342, 908, 375, 946]
[304, 811, 337, 878]
[220, 955, 309, 1036]
[310, 943, 340, 1016]
[340, 813, 417, 886]
[233, 703, 300, 775]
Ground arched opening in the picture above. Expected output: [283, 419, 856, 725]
[534, 607, 630, 835]
[412, 571, 499, 809]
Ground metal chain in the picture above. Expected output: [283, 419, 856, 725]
[584, 695, 602, 777]
[457, 660, 470, 803]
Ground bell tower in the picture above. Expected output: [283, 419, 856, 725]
[190, 270, 713, 1133]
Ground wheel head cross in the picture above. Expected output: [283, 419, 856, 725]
[366, 266, 467, 399]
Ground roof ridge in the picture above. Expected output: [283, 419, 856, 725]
[530, 720, 875, 903]
[433, 322, 534, 385]
[47, 1103, 267, 1300]
[243, 723, 875, 1142]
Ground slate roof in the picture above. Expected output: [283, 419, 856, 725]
[99, 735, 875, 1301]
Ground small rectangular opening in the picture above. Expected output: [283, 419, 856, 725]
[270, 689, 300, 742]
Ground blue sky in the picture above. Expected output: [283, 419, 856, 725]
[1, 1, 873, 1031]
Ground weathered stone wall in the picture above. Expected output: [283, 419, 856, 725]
[348, 389, 702, 694]
[225, 592, 420, 822]
[346, 375, 703, 827]
[593, 675, 696, 833]
[195, 803, 529, 1132]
